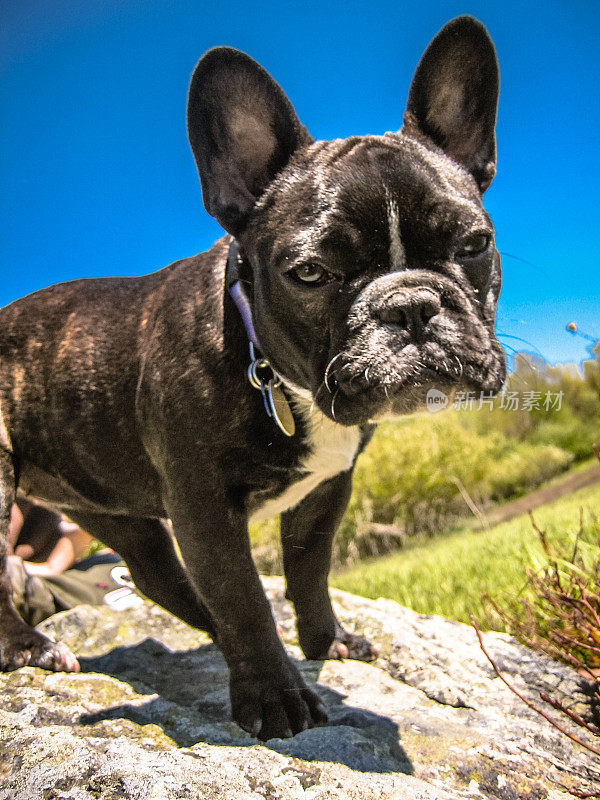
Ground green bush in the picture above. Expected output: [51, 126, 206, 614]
[332, 413, 571, 565]
[528, 406, 598, 460]
[463, 347, 600, 456]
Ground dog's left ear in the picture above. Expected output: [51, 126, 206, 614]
[403, 16, 499, 193]
[187, 47, 312, 235]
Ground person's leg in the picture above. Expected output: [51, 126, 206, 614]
[13, 499, 63, 562]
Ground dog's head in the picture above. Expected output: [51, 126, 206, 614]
[187, 16, 506, 426]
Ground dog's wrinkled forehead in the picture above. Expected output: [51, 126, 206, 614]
[255, 132, 490, 274]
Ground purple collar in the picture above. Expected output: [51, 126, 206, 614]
[226, 241, 261, 350]
[226, 240, 296, 437]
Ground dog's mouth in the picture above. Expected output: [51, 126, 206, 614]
[313, 338, 506, 426]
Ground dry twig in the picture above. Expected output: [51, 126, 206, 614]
[472, 619, 600, 797]
[471, 619, 600, 758]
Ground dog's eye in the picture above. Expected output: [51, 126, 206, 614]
[455, 233, 491, 259]
[291, 263, 328, 285]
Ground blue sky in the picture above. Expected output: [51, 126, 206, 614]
[1, 0, 598, 367]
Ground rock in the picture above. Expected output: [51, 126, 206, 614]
[1, 576, 598, 799]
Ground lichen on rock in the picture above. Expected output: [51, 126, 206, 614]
[0, 577, 597, 799]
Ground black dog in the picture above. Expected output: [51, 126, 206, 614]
[0, 16, 505, 740]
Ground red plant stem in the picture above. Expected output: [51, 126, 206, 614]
[553, 650, 600, 686]
[579, 592, 600, 631]
[471, 619, 600, 757]
[547, 629, 600, 656]
[539, 692, 600, 735]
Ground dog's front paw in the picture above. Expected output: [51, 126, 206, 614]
[298, 615, 378, 663]
[229, 661, 327, 740]
[0, 626, 80, 673]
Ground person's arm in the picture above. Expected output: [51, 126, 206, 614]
[7, 503, 25, 555]
[23, 528, 94, 577]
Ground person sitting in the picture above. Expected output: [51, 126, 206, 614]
[7, 499, 143, 626]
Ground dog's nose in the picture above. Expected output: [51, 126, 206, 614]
[376, 288, 441, 341]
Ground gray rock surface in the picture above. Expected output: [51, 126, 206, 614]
[1, 576, 598, 799]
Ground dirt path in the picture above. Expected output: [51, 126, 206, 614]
[483, 462, 600, 528]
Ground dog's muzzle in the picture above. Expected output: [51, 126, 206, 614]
[316, 272, 506, 424]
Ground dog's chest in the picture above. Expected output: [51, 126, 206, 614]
[248, 403, 361, 523]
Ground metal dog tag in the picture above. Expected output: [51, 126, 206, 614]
[266, 380, 295, 437]
[246, 341, 296, 437]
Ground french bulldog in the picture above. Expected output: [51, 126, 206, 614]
[0, 16, 506, 740]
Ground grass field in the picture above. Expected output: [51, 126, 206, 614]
[330, 481, 600, 631]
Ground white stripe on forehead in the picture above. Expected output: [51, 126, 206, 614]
[385, 190, 406, 271]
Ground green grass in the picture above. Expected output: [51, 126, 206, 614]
[331, 482, 600, 631]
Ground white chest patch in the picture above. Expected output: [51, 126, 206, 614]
[249, 399, 361, 523]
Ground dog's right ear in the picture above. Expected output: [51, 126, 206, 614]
[403, 16, 499, 193]
[187, 48, 312, 236]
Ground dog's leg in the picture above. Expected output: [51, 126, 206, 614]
[0, 447, 79, 672]
[65, 513, 216, 635]
[281, 471, 377, 662]
[164, 489, 327, 740]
